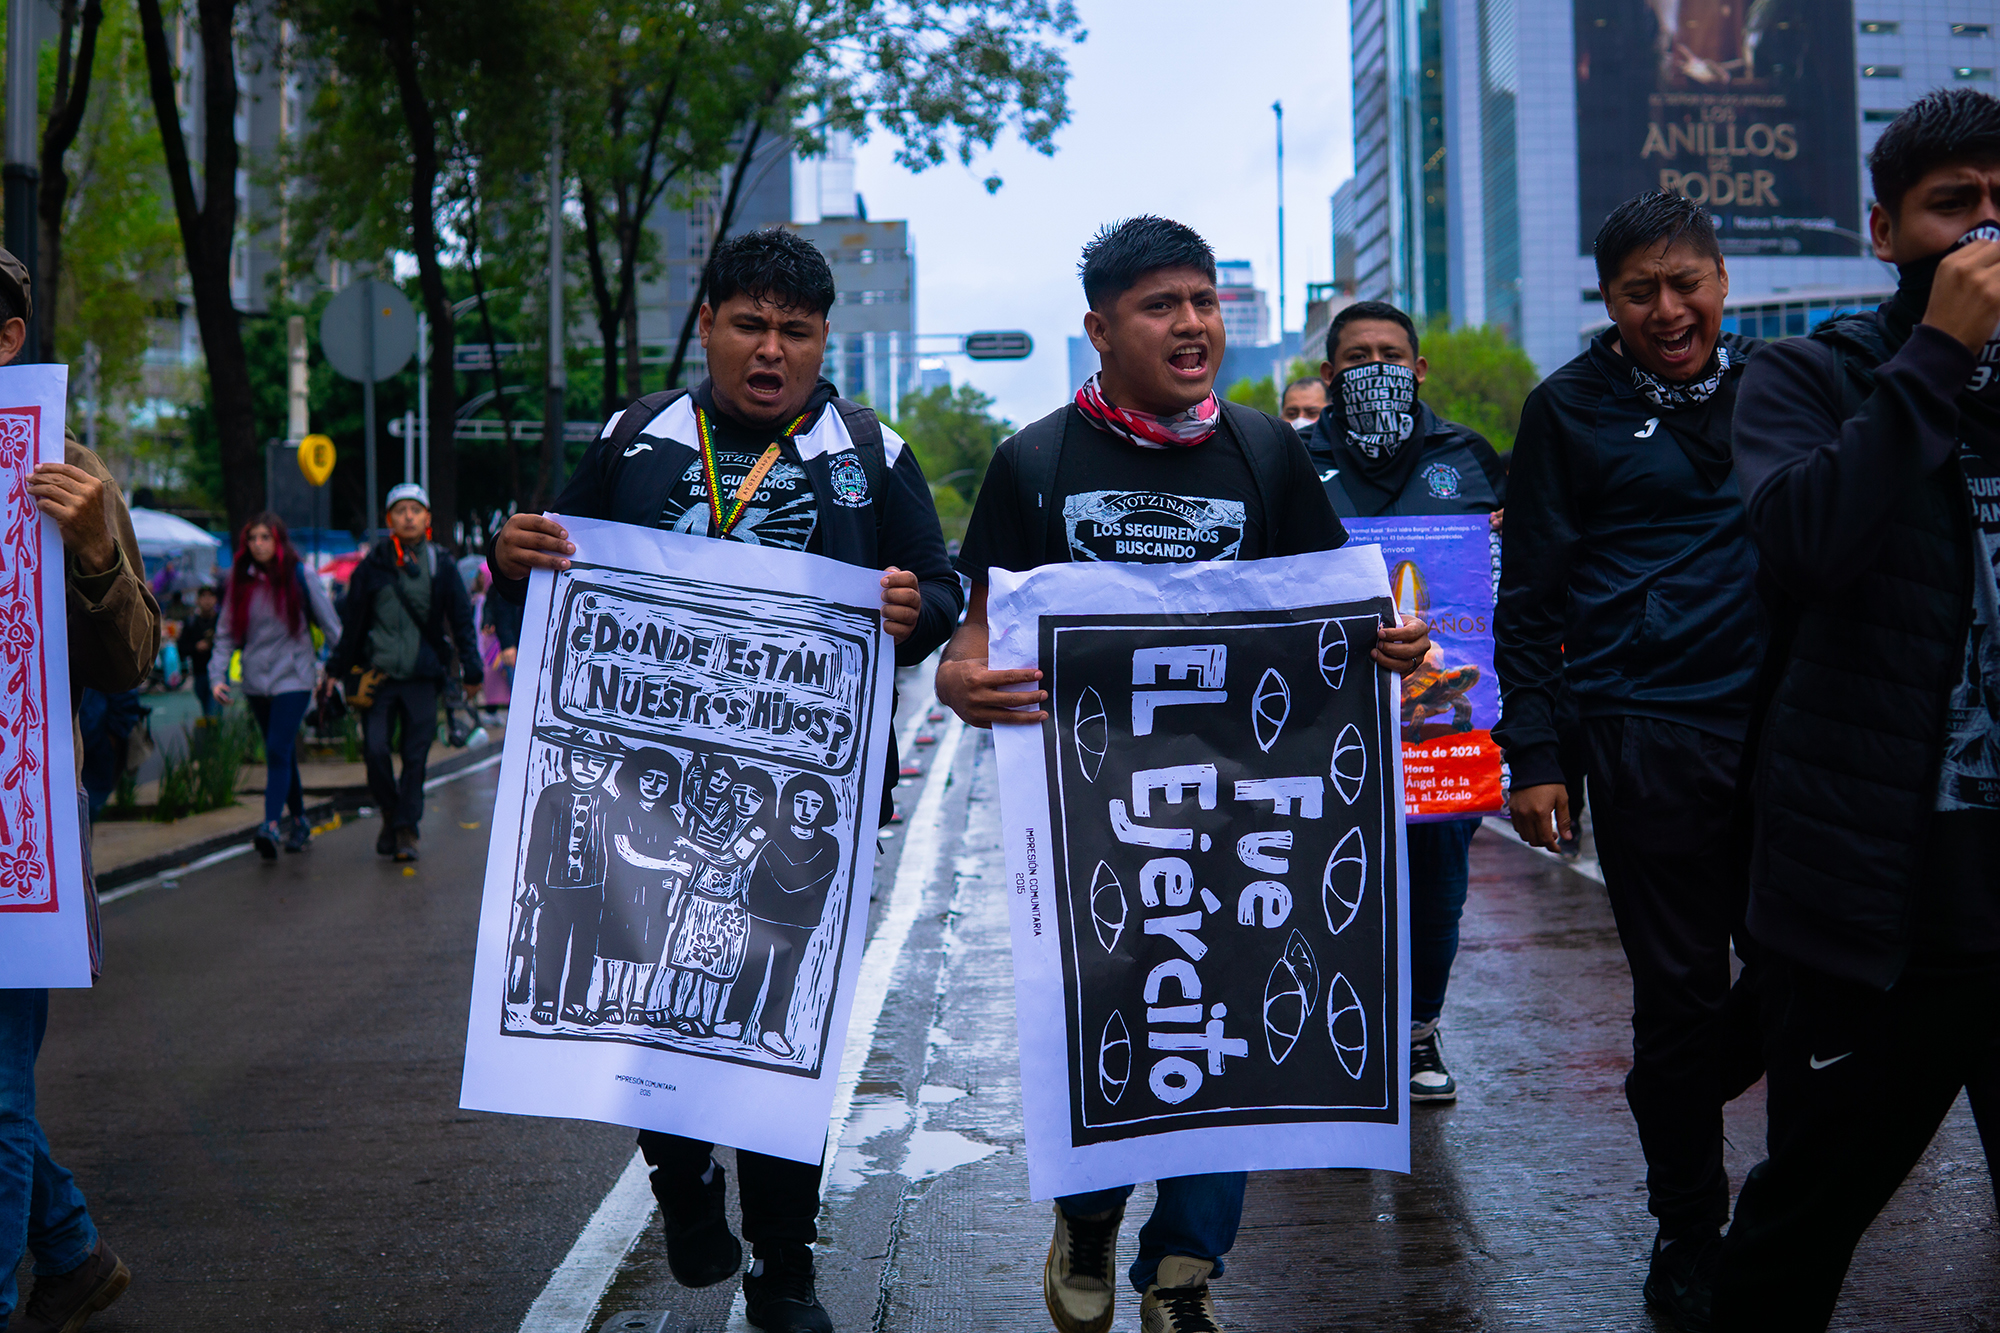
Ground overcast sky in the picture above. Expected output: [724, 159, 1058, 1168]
[848, 0, 1355, 429]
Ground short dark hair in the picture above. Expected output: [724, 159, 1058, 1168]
[1078, 216, 1216, 311]
[1869, 88, 2000, 219]
[704, 227, 837, 317]
[1592, 189, 1722, 288]
[1282, 376, 1325, 399]
[1325, 300, 1420, 363]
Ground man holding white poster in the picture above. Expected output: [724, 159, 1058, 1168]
[488, 227, 959, 1333]
[1, 247, 152, 1331]
[937, 217, 1429, 1333]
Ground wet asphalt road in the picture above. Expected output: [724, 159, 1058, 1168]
[28, 666, 2000, 1332]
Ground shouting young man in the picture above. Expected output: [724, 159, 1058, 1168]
[1308, 299, 1507, 1106]
[935, 216, 1430, 1333]
[1494, 190, 1766, 1330]
[1714, 88, 2000, 1332]
[491, 226, 961, 1333]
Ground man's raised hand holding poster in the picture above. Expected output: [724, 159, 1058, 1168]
[985, 547, 1411, 1198]
[0, 364, 89, 988]
[460, 517, 894, 1164]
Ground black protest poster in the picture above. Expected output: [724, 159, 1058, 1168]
[1039, 602, 1401, 1145]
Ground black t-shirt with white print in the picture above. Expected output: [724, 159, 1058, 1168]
[1919, 412, 2000, 961]
[955, 406, 1341, 580]
[658, 386, 823, 553]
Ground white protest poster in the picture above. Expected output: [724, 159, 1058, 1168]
[988, 545, 1410, 1199]
[460, 517, 894, 1164]
[0, 364, 89, 989]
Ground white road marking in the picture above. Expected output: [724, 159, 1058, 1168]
[515, 1148, 656, 1333]
[822, 703, 965, 1195]
[1480, 815, 1604, 884]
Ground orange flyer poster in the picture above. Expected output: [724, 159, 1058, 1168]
[1343, 515, 1503, 822]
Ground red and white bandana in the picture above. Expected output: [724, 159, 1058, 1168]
[1074, 373, 1220, 449]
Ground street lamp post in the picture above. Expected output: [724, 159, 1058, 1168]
[5, 0, 38, 359]
[1273, 100, 1286, 343]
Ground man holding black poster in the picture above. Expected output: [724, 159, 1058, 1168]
[1494, 190, 1765, 1330]
[491, 226, 962, 1333]
[1308, 298, 1507, 1106]
[1714, 89, 2000, 1332]
[937, 216, 1430, 1333]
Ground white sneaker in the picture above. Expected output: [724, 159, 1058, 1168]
[1043, 1202, 1122, 1333]
[1140, 1255, 1222, 1332]
[1410, 1017, 1459, 1103]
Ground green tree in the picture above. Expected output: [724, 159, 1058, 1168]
[1226, 377, 1277, 414]
[1418, 321, 1539, 453]
[892, 382, 1011, 542]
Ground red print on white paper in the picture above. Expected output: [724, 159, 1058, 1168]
[0, 406, 55, 912]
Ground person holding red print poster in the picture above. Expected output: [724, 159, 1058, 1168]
[1307, 299, 1507, 1107]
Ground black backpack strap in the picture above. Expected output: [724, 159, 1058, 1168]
[1217, 400, 1297, 544]
[1007, 405, 1079, 569]
[599, 388, 693, 461]
[829, 397, 889, 490]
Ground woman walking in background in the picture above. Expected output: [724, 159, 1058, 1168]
[211, 512, 342, 859]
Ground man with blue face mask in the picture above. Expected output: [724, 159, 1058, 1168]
[1307, 301, 1507, 1110]
[1715, 87, 2000, 1332]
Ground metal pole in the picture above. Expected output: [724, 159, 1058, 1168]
[543, 109, 566, 496]
[1273, 100, 1286, 345]
[403, 409, 414, 484]
[362, 278, 378, 545]
[5, 0, 40, 360]
[416, 308, 430, 497]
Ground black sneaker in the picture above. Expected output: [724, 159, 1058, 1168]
[394, 828, 420, 862]
[1410, 1019, 1458, 1103]
[15, 1237, 131, 1332]
[742, 1244, 833, 1333]
[284, 816, 312, 853]
[656, 1161, 742, 1289]
[253, 821, 280, 861]
[376, 823, 396, 857]
[1643, 1230, 1718, 1332]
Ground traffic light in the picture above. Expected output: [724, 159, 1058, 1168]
[963, 330, 1034, 360]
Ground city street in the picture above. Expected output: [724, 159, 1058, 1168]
[29, 669, 1998, 1332]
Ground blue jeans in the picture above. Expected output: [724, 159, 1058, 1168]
[1058, 1172, 1247, 1292]
[0, 991, 97, 1319]
[1409, 818, 1479, 1025]
[249, 691, 311, 826]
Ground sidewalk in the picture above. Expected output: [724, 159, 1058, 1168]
[89, 707, 515, 888]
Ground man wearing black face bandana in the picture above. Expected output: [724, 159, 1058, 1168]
[1309, 301, 1507, 1111]
[1715, 88, 2000, 1332]
[1495, 189, 1767, 1331]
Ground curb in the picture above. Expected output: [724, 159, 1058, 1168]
[94, 738, 505, 892]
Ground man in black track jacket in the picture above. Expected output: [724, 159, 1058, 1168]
[1494, 190, 1766, 1330]
[1714, 89, 2000, 1333]
[1310, 299, 1506, 1110]
[492, 227, 962, 1333]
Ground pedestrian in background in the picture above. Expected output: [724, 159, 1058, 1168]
[181, 585, 220, 718]
[1495, 189, 1766, 1331]
[329, 482, 480, 863]
[479, 561, 518, 709]
[1278, 375, 1326, 435]
[1308, 298, 1508, 1106]
[211, 512, 342, 860]
[1715, 87, 2000, 1332]
[12, 243, 149, 1332]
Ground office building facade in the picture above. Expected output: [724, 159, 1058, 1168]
[1344, 2, 1987, 375]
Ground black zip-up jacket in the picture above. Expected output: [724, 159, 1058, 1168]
[492, 378, 962, 825]
[1494, 329, 1764, 788]
[1308, 400, 1507, 518]
[1734, 312, 1985, 987]
[329, 539, 482, 685]
[492, 378, 961, 666]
